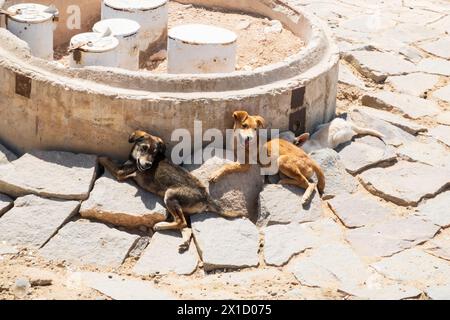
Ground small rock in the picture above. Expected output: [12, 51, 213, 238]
[191, 213, 259, 271]
[310, 149, 359, 199]
[361, 91, 440, 119]
[429, 125, 450, 147]
[263, 223, 316, 266]
[372, 249, 450, 286]
[356, 106, 427, 134]
[40, 220, 139, 268]
[133, 230, 199, 276]
[346, 216, 440, 258]
[337, 136, 396, 174]
[22, 268, 55, 287]
[257, 184, 323, 226]
[416, 191, 450, 228]
[0, 150, 97, 200]
[387, 73, 439, 97]
[328, 192, 394, 228]
[13, 278, 30, 298]
[80, 172, 167, 228]
[236, 20, 251, 30]
[359, 161, 450, 206]
[128, 236, 150, 258]
[0, 195, 80, 249]
[344, 50, 416, 83]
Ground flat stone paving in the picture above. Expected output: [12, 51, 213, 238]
[1, 0, 450, 300]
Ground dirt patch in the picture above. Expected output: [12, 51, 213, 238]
[55, 2, 304, 72]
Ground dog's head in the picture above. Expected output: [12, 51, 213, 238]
[232, 111, 266, 148]
[293, 133, 310, 147]
[128, 130, 166, 172]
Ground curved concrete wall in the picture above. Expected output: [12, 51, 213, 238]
[0, 0, 339, 159]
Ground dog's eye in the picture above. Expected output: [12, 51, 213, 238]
[242, 123, 249, 129]
[141, 145, 149, 151]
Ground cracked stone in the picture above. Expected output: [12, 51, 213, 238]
[419, 37, 450, 59]
[425, 234, 450, 261]
[338, 62, 367, 89]
[257, 184, 323, 226]
[0, 195, 79, 249]
[288, 243, 369, 289]
[371, 249, 450, 286]
[344, 50, 416, 83]
[436, 111, 450, 126]
[80, 172, 167, 228]
[361, 91, 440, 119]
[40, 219, 139, 268]
[432, 85, 450, 104]
[340, 284, 422, 300]
[350, 108, 415, 147]
[356, 106, 427, 135]
[337, 136, 397, 174]
[416, 192, 450, 227]
[0, 151, 97, 200]
[263, 223, 316, 266]
[429, 125, 450, 147]
[397, 138, 450, 168]
[310, 149, 358, 199]
[359, 161, 450, 206]
[191, 213, 259, 271]
[387, 73, 439, 97]
[346, 216, 439, 258]
[328, 192, 394, 228]
[133, 230, 199, 276]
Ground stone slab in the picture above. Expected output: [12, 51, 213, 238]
[432, 85, 450, 103]
[388, 73, 439, 97]
[80, 172, 166, 228]
[416, 192, 450, 227]
[133, 230, 199, 276]
[419, 37, 450, 59]
[346, 216, 439, 258]
[191, 213, 259, 271]
[40, 220, 139, 268]
[0, 143, 16, 165]
[0, 195, 79, 249]
[257, 184, 323, 227]
[340, 284, 422, 300]
[328, 192, 394, 228]
[426, 285, 450, 300]
[0, 151, 97, 200]
[436, 111, 450, 126]
[425, 234, 450, 261]
[359, 161, 450, 206]
[263, 223, 316, 266]
[397, 139, 450, 168]
[430, 125, 450, 147]
[338, 62, 367, 89]
[417, 58, 450, 76]
[361, 91, 440, 119]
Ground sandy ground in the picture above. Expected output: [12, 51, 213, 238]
[55, 2, 303, 72]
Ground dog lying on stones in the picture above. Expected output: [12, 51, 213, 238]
[293, 117, 384, 153]
[208, 111, 325, 205]
[98, 130, 243, 252]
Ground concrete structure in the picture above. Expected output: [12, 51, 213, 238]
[168, 24, 237, 74]
[0, 0, 339, 159]
[69, 32, 120, 68]
[93, 18, 140, 71]
[5, 3, 58, 60]
[101, 0, 168, 64]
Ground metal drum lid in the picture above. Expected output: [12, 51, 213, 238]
[7, 3, 56, 24]
[169, 24, 237, 45]
[103, 0, 167, 11]
[70, 32, 119, 53]
[93, 18, 141, 38]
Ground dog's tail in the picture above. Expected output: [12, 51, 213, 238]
[206, 198, 244, 218]
[311, 160, 326, 195]
[351, 124, 385, 139]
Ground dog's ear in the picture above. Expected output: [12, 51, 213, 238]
[254, 116, 266, 129]
[155, 138, 166, 155]
[293, 133, 310, 146]
[128, 130, 148, 143]
[233, 111, 249, 123]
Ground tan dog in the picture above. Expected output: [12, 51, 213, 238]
[294, 118, 384, 153]
[99, 130, 242, 251]
[209, 111, 325, 205]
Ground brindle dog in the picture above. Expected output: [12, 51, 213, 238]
[98, 130, 242, 251]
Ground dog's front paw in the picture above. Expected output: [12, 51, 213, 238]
[178, 242, 189, 253]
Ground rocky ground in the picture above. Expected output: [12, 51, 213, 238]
[1, 0, 450, 300]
